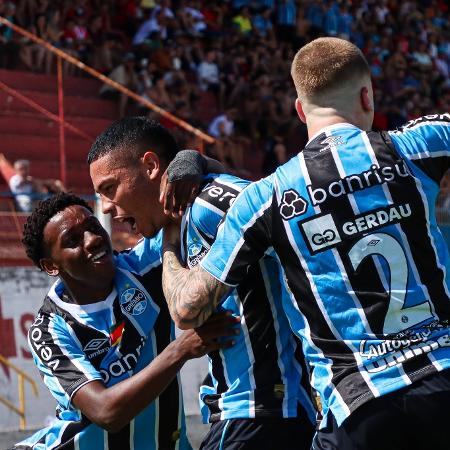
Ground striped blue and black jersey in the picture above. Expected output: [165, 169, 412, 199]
[15, 233, 191, 450]
[181, 173, 315, 424]
[200, 115, 450, 428]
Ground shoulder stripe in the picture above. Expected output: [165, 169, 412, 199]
[195, 197, 225, 218]
[213, 178, 245, 191]
[389, 116, 450, 134]
[220, 198, 272, 283]
[408, 150, 450, 160]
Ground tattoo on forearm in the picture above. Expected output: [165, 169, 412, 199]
[162, 246, 228, 328]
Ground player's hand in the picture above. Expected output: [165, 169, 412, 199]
[159, 168, 200, 218]
[176, 312, 240, 360]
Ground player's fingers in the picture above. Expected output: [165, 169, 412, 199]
[200, 320, 240, 335]
[163, 182, 175, 215]
[200, 325, 240, 341]
[188, 184, 199, 204]
[178, 183, 199, 217]
[201, 312, 239, 326]
[172, 182, 190, 218]
[206, 339, 236, 353]
[159, 170, 169, 204]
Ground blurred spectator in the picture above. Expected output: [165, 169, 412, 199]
[8, 159, 66, 212]
[47, 10, 63, 47]
[71, 12, 91, 62]
[100, 52, 139, 117]
[180, 1, 206, 36]
[197, 48, 224, 106]
[133, 8, 167, 44]
[208, 108, 235, 140]
[277, 0, 296, 41]
[208, 108, 244, 169]
[88, 15, 111, 72]
[435, 50, 449, 78]
[197, 49, 219, 90]
[152, 0, 177, 33]
[252, 7, 274, 39]
[323, 3, 339, 36]
[412, 41, 433, 70]
[233, 6, 252, 35]
[0, 1, 20, 68]
[145, 71, 174, 111]
[20, 13, 49, 71]
[2, 0, 449, 177]
[9, 159, 38, 212]
[337, 4, 353, 40]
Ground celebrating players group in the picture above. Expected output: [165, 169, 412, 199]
[13, 38, 450, 450]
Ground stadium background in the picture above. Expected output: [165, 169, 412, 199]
[0, 0, 449, 448]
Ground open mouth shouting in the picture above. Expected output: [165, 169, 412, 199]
[116, 216, 138, 233]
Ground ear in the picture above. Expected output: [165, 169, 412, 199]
[142, 151, 161, 181]
[40, 258, 59, 277]
[295, 98, 307, 124]
[360, 86, 373, 112]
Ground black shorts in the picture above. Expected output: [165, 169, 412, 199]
[200, 415, 314, 450]
[312, 369, 450, 450]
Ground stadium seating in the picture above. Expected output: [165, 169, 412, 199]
[0, 68, 115, 194]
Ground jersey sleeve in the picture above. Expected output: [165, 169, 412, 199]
[115, 231, 163, 275]
[28, 311, 103, 410]
[190, 174, 251, 241]
[389, 114, 450, 184]
[200, 177, 274, 286]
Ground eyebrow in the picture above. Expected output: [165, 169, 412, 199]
[59, 215, 95, 241]
[96, 177, 115, 194]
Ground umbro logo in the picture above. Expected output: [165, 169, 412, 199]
[83, 338, 110, 359]
[320, 135, 344, 152]
[279, 189, 308, 220]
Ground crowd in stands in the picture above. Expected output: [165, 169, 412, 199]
[0, 0, 449, 181]
[8, 159, 66, 212]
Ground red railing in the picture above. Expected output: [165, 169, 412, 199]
[0, 15, 216, 265]
[0, 15, 215, 168]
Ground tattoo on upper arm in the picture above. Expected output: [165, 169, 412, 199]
[162, 247, 229, 328]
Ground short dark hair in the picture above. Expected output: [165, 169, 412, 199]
[87, 117, 179, 167]
[22, 193, 93, 269]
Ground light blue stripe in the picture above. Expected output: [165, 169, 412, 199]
[134, 404, 157, 450]
[261, 256, 315, 421]
[133, 335, 157, 450]
[218, 420, 231, 450]
[200, 176, 274, 286]
[219, 292, 252, 418]
[76, 424, 105, 450]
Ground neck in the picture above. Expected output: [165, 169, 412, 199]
[304, 108, 368, 140]
[62, 279, 114, 305]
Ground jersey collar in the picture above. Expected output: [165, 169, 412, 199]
[48, 279, 117, 315]
[306, 122, 360, 147]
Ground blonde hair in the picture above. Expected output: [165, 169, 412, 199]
[291, 37, 370, 104]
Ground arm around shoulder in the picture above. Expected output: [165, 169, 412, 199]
[162, 228, 231, 329]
